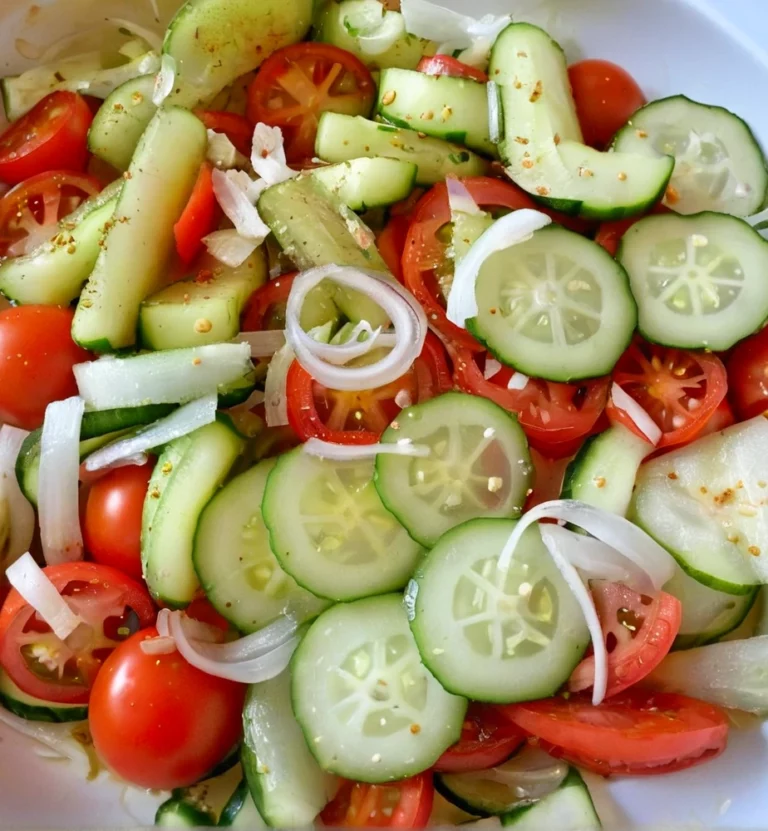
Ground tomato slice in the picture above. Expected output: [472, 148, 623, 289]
[595, 203, 670, 257]
[525, 449, 574, 510]
[286, 332, 452, 444]
[0, 92, 93, 185]
[174, 162, 217, 266]
[0, 170, 101, 259]
[321, 774, 434, 828]
[0, 562, 155, 704]
[416, 55, 489, 82]
[195, 111, 254, 156]
[377, 214, 411, 284]
[242, 272, 298, 332]
[569, 582, 681, 698]
[501, 689, 729, 776]
[727, 325, 768, 421]
[247, 43, 376, 163]
[607, 339, 728, 449]
[435, 704, 525, 773]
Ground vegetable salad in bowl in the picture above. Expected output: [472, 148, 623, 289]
[1, 0, 768, 827]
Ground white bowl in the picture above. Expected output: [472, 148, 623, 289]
[1, 0, 768, 827]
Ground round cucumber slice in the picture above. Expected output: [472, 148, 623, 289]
[467, 225, 637, 382]
[409, 518, 590, 703]
[0, 669, 87, 723]
[375, 392, 533, 548]
[291, 594, 467, 783]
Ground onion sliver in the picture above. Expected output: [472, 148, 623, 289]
[152, 54, 175, 106]
[211, 169, 270, 242]
[488, 81, 502, 145]
[609, 383, 662, 446]
[309, 322, 398, 366]
[264, 342, 295, 427]
[203, 229, 259, 268]
[236, 329, 287, 358]
[303, 438, 430, 461]
[507, 372, 529, 391]
[250, 124, 297, 186]
[447, 177, 483, 216]
[140, 636, 177, 656]
[0, 426, 35, 568]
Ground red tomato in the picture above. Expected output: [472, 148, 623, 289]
[377, 214, 411, 283]
[83, 462, 155, 581]
[242, 272, 298, 332]
[727, 326, 768, 420]
[568, 60, 646, 149]
[501, 690, 729, 776]
[0, 92, 93, 185]
[321, 774, 434, 828]
[286, 332, 453, 444]
[698, 397, 736, 437]
[0, 305, 90, 430]
[569, 582, 681, 698]
[0, 170, 101, 258]
[595, 203, 670, 257]
[607, 339, 728, 449]
[186, 596, 231, 634]
[417, 55, 489, 82]
[435, 705, 525, 773]
[89, 627, 245, 789]
[525, 449, 574, 510]
[247, 43, 376, 163]
[195, 111, 254, 156]
[0, 563, 155, 704]
[174, 162, 217, 265]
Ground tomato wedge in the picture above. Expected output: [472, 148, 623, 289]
[174, 162, 217, 266]
[247, 43, 376, 163]
[417, 55, 489, 82]
[195, 111, 254, 156]
[435, 704, 525, 773]
[0, 562, 155, 704]
[501, 690, 729, 776]
[321, 774, 434, 828]
[569, 582, 681, 698]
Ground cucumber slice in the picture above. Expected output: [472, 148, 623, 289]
[0, 669, 87, 723]
[73, 106, 208, 352]
[291, 594, 467, 782]
[311, 158, 418, 211]
[377, 69, 496, 157]
[560, 424, 651, 516]
[612, 95, 768, 217]
[156, 800, 215, 827]
[315, 113, 490, 186]
[155, 763, 243, 827]
[218, 780, 267, 828]
[142, 419, 245, 607]
[409, 518, 589, 702]
[87, 74, 157, 172]
[631, 415, 768, 595]
[452, 209, 494, 273]
[374, 392, 532, 548]
[617, 211, 768, 351]
[164, 0, 313, 108]
[501, 769, 600, 831]
[262, 449, 423, 601]
[466, 224, 637, 382]
[242, 670, 336, 826]
[194, 459, 328, 633]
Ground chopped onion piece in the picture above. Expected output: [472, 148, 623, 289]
[106, 18, 163, 53]
[303, 438, 430, 461]
[38, 397, 85, 565]
[264, 342, 295, 427]
[235, 329, 287, 358]
[140, 636, 177, 656]
[610, 383, 662, 446]
[310, 321, 397, 366]
[446, 210, 552, 327]
[0, 426, 35, 569]
[206, 130, 243, 170]
[484, 357, 502, 380]
[447, 177, 483, 216]
[212, 169, 270, 243]
[251, 124, 298, 186]
[203, 229, 259, 268]
[84, 395, 217, 472]
[79, 453, 149, 486]
[488, 81, 502, 145]
[152, 54, 175, 105]
[6, 553, 84, 640]
[507, 372, 529, 391]
[401, 0, 510, 49]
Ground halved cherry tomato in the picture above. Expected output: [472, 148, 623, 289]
[286, 332, 452, 444]
[595, 203, 670, 257]
[377, 214, 411, 283]
[569, 582, 681, 698]
[607, 340, 728, 449]
[321, 773, 434, 828]
[727, 326, 768, 421]
[0, 562, 155, 705]
[242, 272, 298, 332]
[0, 170, 101, 259]
[698, 397, 736, 437]
[247, 43, 376, 163]
[502, 689, 728, 776]
[195, 110, 254, 156]
[417, 55, 489, 82]
[568, 59, 646, 149]
[435, 704, 525, 773]
[174, 162, 217, 265]
[0, 92, 93, 185]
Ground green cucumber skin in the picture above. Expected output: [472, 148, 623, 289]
[0, 672, 88, 724]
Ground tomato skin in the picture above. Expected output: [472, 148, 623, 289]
[435, 705, 525, 773]
[186, 596, 231, 634]
[321, 774, 434, 828]
[174, 163, 217, 266]
[417, 55, 488, 82]
[0, 92, 93, 185]
[595, 203, 670, 257]
[89, 627, 246, 790]
[0, 305, 90, 430]
[242, 272, 297, 332]
[84, 462, 155, 581]
[568, 60, 646, 149]
[195, 111, 254, 156]
[698, 397, 736, 438]
[727, 326, 768, 420]
[377, 214, 411, 283]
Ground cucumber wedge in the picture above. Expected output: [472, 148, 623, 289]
[311, 158, 418, 211]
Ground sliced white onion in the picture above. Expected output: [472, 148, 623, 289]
[182, 613, 299, 663]
[206, 130, 240, 170]
[507, 372, 529, 391]
[235, 329, 287, 358]
[447, 177, 483, 216]
[106, 18, 163, 53]
[488, 81, 502, 145]
[446, 210, 552, 327]
[264, 342, 295, 427]
[401, 0, 510, 49]
[610, 383, 662, 446]
[140, 636, 177, 656]
[5, 553, 84, 640]
[250, 123, 298, 186]
[79, 452, 149, 486]
[74, 343, 252, 409]
[211, 169, 270, 243]
[310, 321, 398, 366]
[38, 397, 85, 565]
[0, 705, 88, 766]
[203, 229, 259, 268]
[83, 394, 217, 472]
[303, 438, 430, 461]
[152, 53, 175, 106]
[0, 426, 35, 569]
[484, 357, 502, 380]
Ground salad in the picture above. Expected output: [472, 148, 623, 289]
[0, 0, 767, 827]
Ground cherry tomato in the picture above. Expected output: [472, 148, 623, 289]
[525, 449, 574, 510]
[607, 339, 728, 449]
[698, 397, 736, 438]
[568, 59, 646, 149]
[727, 326, 768, 420]
[286, 332, 452, 444]
[0, 92, 93, 185]
[416, 55, 488, 82]
[0, 563, 155, 704]
[241, 272, 298, 332]
[0, 305, 90, 430]
[595, 203, 670, 257]
[195, 111, 254, 156]
[435, 705, 525, 773]
[247, 43, 376, 163]
[186, 596, 231, 634]
[0, 170, 101, 259]
[569, 582, 681, 698]
[501, 689, 729, 776]
[174, 162, 217, 265]
[377, 214, 411, 283]
[83, 462, 155, 581]
[321, 774, 434, 828]
[89, 627, 245, 790]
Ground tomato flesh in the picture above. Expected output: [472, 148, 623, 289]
[435, 704, 525, 773]
[195, 111, 254, 156]
[727, 326, 768, 420]
[321, 774, 434, 828]
[416, 55, 489, 82]
[174, 162, 217, 265]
